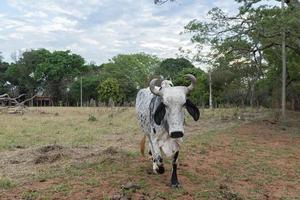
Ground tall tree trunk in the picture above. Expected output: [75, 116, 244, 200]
[209, 69, 213, 109]
[80, 76, 83, 107]
[250, 82, 255, 108]
[291, 97, 295, 111]
[241, 98, 245, 109]
[281, 0, 287, 121]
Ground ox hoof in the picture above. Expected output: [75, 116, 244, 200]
[153, 166, 165, 174]
[171, 183, 181, 188]
[156, 166, 165, 174]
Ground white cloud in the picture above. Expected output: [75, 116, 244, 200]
[24, 11, 48, 18]
[8, 32, 24, 39]
[0, 0, 239, 66]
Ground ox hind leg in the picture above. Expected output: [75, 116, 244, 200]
[171, 151, 180, 187]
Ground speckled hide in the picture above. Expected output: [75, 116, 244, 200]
[135, 75, 199, 187]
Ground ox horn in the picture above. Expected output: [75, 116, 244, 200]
[185, 74, 197, 93]
[149, 78, 162, 96]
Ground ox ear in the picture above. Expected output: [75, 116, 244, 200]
[154, 102, 166, 125]
[185, 99, 200, 121]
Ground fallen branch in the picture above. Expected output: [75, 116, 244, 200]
[0, 93, 36, 114]
[19, 95, 36, 107]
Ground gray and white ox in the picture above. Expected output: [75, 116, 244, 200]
[135, 74, 200, 187]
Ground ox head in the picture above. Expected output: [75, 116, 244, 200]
[150, 74, 200, 138]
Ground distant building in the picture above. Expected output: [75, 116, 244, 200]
[33, 90, 53, 106]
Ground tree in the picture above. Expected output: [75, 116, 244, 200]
[208, 69, 213, 109]
[100, 53, 161, 102]
[0, 53, 10, 94]
[69, 75, 101, 106]
[156, 58, 194, 81]
[281, 0, 287, 120]
[98, 78, 123, 105]
[34, 50, 86, 104]
[182, 0, 300, 110]
[3, 49, 89, 105]
[173, 68, 208, 106]
[5, 49, 51, 96]
[2, 50, 162, 106]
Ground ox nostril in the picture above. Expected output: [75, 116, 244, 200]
[170, 131, 184, 138]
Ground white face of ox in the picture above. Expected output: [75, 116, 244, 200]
[162, 87, 186, 137]
[153, 86, 199, 139]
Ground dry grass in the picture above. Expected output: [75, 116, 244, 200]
[0, 107, 299, 200]
[0, 107, 140, 151]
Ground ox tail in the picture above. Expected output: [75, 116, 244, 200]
[140, 135, 146, 157]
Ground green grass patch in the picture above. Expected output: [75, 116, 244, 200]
[50, 183, 71, 195]
[182, 171, 202, 184]
[85, 178, 100, 187]
[21, 190, 39, 200]
[0, 177, 16, 189]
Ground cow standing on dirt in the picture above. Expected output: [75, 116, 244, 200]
[135, 74, 200, 187]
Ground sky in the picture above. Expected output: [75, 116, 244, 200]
[0, 0, 240, 66]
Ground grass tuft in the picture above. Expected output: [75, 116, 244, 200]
[88, 114, 97, 122]
[21, 190, 39, 200]
[0, 177, 15, 189]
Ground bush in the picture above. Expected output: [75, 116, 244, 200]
[98, 78, 124, 105]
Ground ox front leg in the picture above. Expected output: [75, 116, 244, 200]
[148, 136, 165, 174]
[153, 154, 165, 174]
[171, 151, 180, 187]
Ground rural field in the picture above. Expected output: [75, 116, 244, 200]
[0, 107, 299, 200]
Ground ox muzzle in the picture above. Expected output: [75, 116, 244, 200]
[170, 131, 184, 138]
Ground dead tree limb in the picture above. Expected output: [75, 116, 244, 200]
[0, 93, 36, 114]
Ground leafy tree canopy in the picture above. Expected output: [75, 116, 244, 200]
[174, 67, 208, 105]
[100, 53, 161, 102]
[98, 78, 123, 104]
[156, 58, 195, 81]
[182, 0, 300, 107]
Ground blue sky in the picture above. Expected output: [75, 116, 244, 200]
[0, 0, 239, 65]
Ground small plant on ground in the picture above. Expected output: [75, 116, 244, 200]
[21, 190, 39, 200]
[88, 114, 97, 122]
[0, 177, 15, 189]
